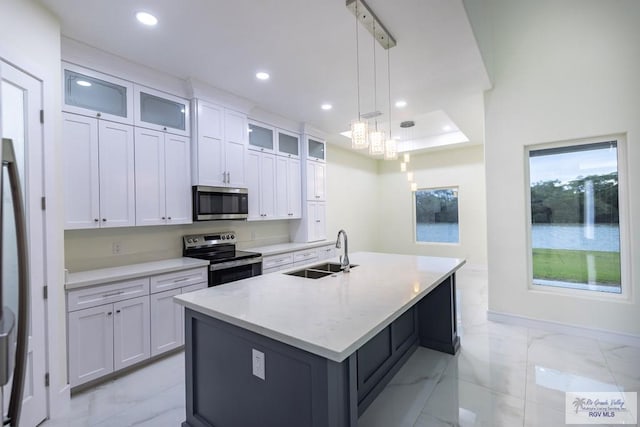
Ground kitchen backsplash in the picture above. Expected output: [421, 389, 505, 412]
[64, 220, 291, 272]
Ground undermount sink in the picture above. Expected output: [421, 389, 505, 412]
[284, 262, 359, 279]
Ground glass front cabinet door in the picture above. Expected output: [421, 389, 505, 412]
[134, 85, 190, 136]
[277, 129, 300, 158]
[63, 62, 134, 124]
[307, 136, 326, 162]
[248, 121, 275, 153]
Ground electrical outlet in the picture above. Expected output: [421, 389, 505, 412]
[252, 349, 265, 380]
[112, 242, 122, 255]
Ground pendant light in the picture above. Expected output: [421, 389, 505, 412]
[351, 1, 368, 149]
[369, 18, 385, 156]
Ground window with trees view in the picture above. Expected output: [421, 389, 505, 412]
[415, 188, 459, 243]
[528, 140, 621, 293]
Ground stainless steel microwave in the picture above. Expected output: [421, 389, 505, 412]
[192, 186, 249, 221]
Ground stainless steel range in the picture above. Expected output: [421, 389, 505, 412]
[182, 231, 262, 287]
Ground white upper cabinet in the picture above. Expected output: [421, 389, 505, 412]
[63, 113, 136, 229]
[275, 156, 301, 219]
[192, 100, 247, 187]
[306, 135, 326, 162]
[134, 128, 191, 226]
[63, 62, 134, 125]
[248, 121, 275, 153]
[306, 161, 326, 201]
[134, 85, 190, 136]
[246, 150, 277, 220]
[276, 129, 300, 158]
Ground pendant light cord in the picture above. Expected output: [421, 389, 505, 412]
[372, 19, 377, 130]
[355, 2, 361, 120]
[387, 44, 391, 139]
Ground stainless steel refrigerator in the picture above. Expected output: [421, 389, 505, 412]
[0, 137, 29, 426]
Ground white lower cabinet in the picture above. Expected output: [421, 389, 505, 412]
[113, 296, 151, 370]
[68, 304, 114, 387]
[150, 288, 183, 356]
[149, 275, 206, 357]
[67, 266, 207, 388]
[68, 294, 150, 387]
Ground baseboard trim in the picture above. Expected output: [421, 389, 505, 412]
[487, 310, 640, 348]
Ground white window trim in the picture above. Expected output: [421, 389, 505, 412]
[524, 134, 632, 302]
[413, 185, 462, 246]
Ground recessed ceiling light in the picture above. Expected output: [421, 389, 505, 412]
[136, 11, 158, 26]
[443, 125, 452, 131]
[395, 100, 407, 108]
[256, 72, 270, 80]
[76, 80, 92, 87]
[321, 104, 332, 110]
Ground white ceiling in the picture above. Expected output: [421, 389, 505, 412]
[39, 0, 491, 154]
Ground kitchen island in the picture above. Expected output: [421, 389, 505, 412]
[175, 252, 465, 427]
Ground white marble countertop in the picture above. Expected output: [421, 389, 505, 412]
[245, 240, 333, 256]
[65, 257, 210, 290]
[175, 252, 465, 362]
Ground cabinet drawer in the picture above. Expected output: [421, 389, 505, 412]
[182, 282, 207, 294]
[293, 248, 319, 264]
[67, 278, 150, 312]
[263, 253, 294, 270]
[150, 267, 208, 294]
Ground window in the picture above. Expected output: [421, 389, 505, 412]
[528, 140, 622, 294]
[415, 188, 459, 243]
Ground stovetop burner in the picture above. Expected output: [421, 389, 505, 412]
[182, 231, 261, 264]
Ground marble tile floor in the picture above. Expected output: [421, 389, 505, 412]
[42, 268, 639, 426]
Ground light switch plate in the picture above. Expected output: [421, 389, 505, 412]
[252, 349, 265, 380]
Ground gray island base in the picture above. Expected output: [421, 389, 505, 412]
[175, 252, 464, 427]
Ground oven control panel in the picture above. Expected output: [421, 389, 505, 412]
[183, 231, 236, 249]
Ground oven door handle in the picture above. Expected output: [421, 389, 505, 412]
[209, 256, 263, 271]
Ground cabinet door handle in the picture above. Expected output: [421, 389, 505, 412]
[107, 311, 112, 316]
[102, 218, 107, 222]
[94, 218, 99, 222]
[103, 291, 124, 298]
[315, 220, 321, 223]
[162, 216, 166, 220]
[116, 309, 121, 314]
[168, 216, 172, 220]
[227, 172, 230, 183]
[96, 112, 102, 118]
[174, 277, 189, 283]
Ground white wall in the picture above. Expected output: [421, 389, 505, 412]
[377, 145, 487, 268]
[325, 145, 380, 252]
[0, 0, 67, 416]
[475, 0, 640, 335]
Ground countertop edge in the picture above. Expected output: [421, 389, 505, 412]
[65, 258, 210, 291]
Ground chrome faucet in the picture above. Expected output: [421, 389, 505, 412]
[335, 229, 350, 272]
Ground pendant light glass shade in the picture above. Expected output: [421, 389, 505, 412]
[384, 138, 397, 160]
[403, 153, 411, 163]
[400, 162, 406, 172]
[369, 130, 385, 155]
[351, 120, 369, 149]
[410, 182, 417, 192]
[407, 171, 414, 182]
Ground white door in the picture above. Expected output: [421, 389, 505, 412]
[113, 296, 150, 370]
[62, 113, 100, 229]
[1, 61, 47, 427]
[164, 134, 191, 224]
[288, 158, 301, 218]
[98, 121, 135, 227]
[246, 151, 261, 220]
[150, 289, 183, 356]
[196, 102, 225, 186]
[67, 305, 114, 387]
[224, 110, 247, 186]
[134, 127, 166, 226]
[260, 153, 276, 219]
